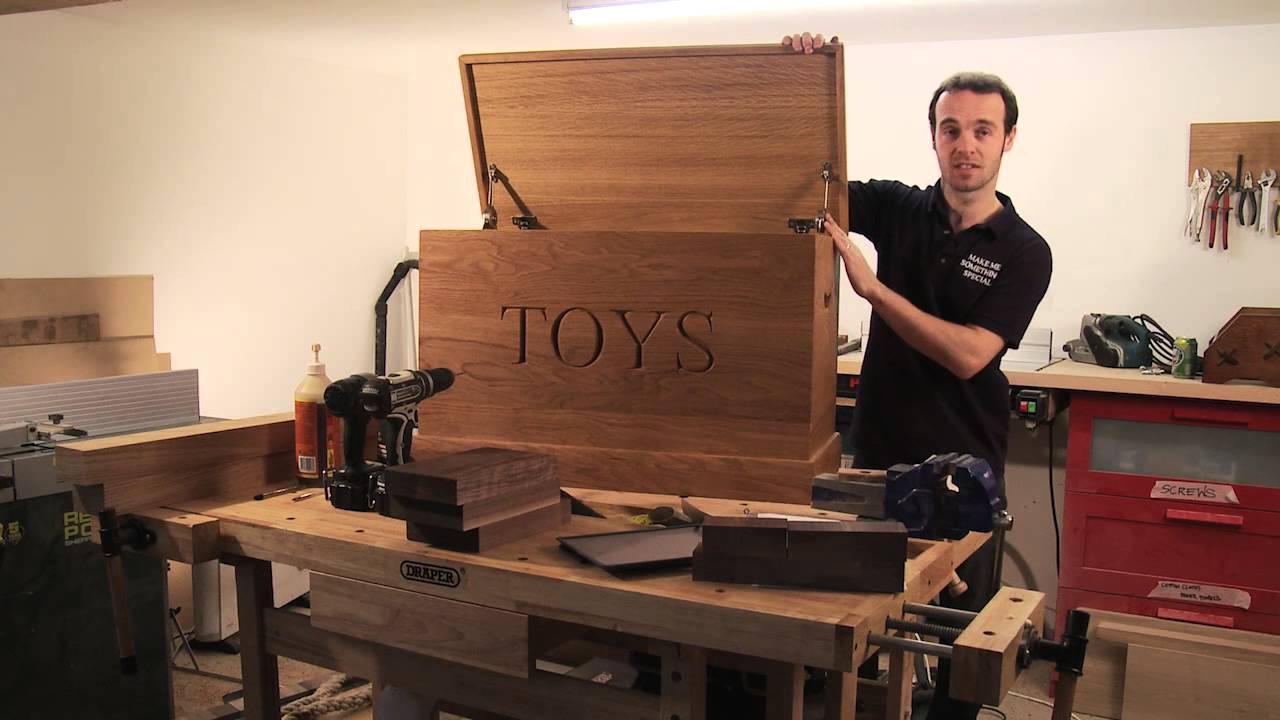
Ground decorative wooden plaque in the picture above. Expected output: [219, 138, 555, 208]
[417, 45, 846, 502]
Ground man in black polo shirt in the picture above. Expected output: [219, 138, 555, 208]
[836, 73, 1050, 720]
[787, 31, 1053, 720]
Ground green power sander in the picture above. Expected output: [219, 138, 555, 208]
[1063, 314, 1152, 368]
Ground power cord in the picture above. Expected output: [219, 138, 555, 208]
[1133, 313, 1179, 371]
[1048, 416, 1060, 576]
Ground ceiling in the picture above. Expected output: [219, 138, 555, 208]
[12, 0, 1280, 75]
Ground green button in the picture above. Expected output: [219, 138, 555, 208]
[1027, 401, 1037, 413]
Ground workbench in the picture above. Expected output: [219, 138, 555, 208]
[841, 351, 1280, 683]
[837, 355, 1280, 405]
[164, 486, 991, 720]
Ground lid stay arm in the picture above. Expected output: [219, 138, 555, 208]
[788, 162, 834, 235]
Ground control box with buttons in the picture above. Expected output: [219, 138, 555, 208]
[1010, 387, 1068, 427]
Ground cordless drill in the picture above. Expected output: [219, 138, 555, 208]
[323, 368, 455, 512]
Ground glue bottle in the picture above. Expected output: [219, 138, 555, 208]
[294, 343, 341, 485]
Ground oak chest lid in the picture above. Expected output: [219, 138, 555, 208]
[458, 44, 847, 234]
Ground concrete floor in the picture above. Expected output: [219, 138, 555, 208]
[172, 640, 1104, 720]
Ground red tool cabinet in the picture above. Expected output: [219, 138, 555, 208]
[1058, 392, 1280, 635]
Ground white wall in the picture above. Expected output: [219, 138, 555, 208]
[0, 10, 409, 419]
[839, 24, 1280, 349]
[401, 9, 1280, 350]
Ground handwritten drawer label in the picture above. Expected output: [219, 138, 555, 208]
[1150, 480, 1239, 505]
[1148, 581, 1251, 610]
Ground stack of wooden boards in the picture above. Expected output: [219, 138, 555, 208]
[1076, 607, 1280, 720]
[60, 413, 296, 516]
[692, 515, 908, 592]
[383, 447, 567, 552]
[1, 276, 171, 387]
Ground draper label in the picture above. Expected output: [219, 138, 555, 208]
[1148, 581, 1250, 610]
[400, 560, 461, 588]
[1150, 480, 1239, 505]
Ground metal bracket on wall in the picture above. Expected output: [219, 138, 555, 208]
[511, 215, 539, 230]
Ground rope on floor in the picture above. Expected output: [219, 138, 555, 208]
[281, 674, 372, 720]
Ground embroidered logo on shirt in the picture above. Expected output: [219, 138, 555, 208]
[960, 253, 1001, 287]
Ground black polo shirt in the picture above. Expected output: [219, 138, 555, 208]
[849, 179, 1052, 482]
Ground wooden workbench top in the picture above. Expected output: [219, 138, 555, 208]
[837, 355, 1280, 405]
[169, 486, 984, 673]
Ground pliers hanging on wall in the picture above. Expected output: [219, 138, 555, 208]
[1208, 171, 1233, 250]
[1185, 167, 1212, 241]
[1258, 169, 1277, 237]
[1237, 171, 1259, 229]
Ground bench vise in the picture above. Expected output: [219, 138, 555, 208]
[812, 453, 1006, 540]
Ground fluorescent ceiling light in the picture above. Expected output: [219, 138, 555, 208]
[568, 0, 865, 26]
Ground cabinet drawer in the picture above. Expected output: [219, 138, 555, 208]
[1057, 586, 1280, 637]
[310, 572, 531, 677]
[1061, 492, 1280, 613]
[1065, 394, 1280, 511]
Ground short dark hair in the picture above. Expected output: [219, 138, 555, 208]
[928, 72, 1018, 135]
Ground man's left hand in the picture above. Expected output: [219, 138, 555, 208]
[825, 211, 882, 302]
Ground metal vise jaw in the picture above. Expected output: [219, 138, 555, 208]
[813, 453, 1005, 540]
[885, 453, 1004, 539]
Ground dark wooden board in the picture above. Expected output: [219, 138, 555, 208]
[694, 519, 907, 593]
[700, 517, 788, 559]
[386, 485, 561, 531]
[406, 494, 571, 553]
[1203, 307, 1280, 387]
[383, 448, 556, 505]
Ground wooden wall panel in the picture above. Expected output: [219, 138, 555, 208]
[0, 276, 153, 337]
[460, 46, 846, 234]
[0, 336, 163, 388]
[0, 0, 118, 15]
[1187, 121, 1280, 182]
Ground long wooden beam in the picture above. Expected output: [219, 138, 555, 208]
[58, 413, 294, 514]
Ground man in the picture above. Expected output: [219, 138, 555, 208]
[785, 34, 1053, 720]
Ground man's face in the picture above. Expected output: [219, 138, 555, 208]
[932, 89, 1016, 194]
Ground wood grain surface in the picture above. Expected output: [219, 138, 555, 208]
[0, 313, 100, 347]
[1075, 607, 1280, 718]
[0, 276, 153, 337]
[0, 336, 164, 387]
[419, 229, 837, 500]
[1121, 644, 1273, 720]
[383, 448, 556, 505]
[0, 0, 118, 14]
[310, 572, 531, 678]
[1188, 121, 1280, 183]
[949, 587, 1045, 706]
[459, 45, 846, 234]
[1202, 307, 1280, 386]
[58, 413, 295, 513]
[169, 488, 982, 672]
[406, 494, 570, 553]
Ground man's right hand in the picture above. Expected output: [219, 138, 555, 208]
[781, 33, 834, 54]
